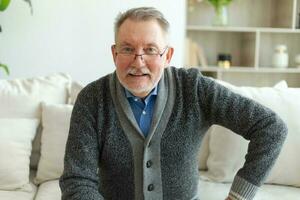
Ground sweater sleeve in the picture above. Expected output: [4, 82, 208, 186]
[59, 86, 104, 200]
[198, 75, 288, 200]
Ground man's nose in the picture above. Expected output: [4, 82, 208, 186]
[132, 54, 145, 67]
[134, 54, 144, 61]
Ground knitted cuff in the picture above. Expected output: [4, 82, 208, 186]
[228, 176, 258, 200]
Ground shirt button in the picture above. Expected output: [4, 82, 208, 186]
[148, 184, 154, 191]
[142, 110, 146, 115]
[134, 98, 138, 101]
[146, 160, 152, 168]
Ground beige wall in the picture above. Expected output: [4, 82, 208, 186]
[0, 0, 186, 84]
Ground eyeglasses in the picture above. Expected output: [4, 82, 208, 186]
[114, 45, 168, 62]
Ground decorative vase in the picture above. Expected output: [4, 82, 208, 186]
[213, 5, 228, 26]
[272, 45, 289, 68]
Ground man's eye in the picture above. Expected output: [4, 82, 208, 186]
[120, 47, 134, 54]
[144, 47, 158, 55]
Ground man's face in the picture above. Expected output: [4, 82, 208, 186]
[112, 19, 173, 98]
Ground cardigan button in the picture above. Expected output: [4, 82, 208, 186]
[146, 160, 152, 168]
[148, 184, 154, 191]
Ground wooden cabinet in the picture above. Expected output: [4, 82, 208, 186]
[186, 0, 300, 87]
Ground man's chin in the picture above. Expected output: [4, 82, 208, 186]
[126, 85, 154, 97]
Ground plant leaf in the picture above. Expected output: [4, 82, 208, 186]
[0, 63, 10, 75]
[207, 0, 233, 7]
[0, 0, 11, 11]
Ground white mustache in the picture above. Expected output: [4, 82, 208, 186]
[128, 67, 150, 76]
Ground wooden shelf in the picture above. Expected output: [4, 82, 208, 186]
[198, 66, 300, 73]
[187, 0, 297, 28]
[187, 25, 300, 33]
[185, 0, 300, 87]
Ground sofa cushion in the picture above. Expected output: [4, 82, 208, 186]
[197, 127, 210, 170]
[0, 182, 37, 200]
[35, 103, 73, 184]
[198, 177, 300, 200]
[202, 125, 248, 182]
[0, 73, 72, 170]
[202, 81, 300, 187]
[68, 81, 84, 104]
[0, 73, 71, 118]
[34, 180, 61, 200]
[0, 119, 39, 191]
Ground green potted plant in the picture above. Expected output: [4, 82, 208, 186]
[0, 0, 32, 76]
[207, 0, 233, 26]
[0, 0, 32, 13]
[188, 0, 234, 26]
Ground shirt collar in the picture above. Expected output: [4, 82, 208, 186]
[125, 86, 158, 104]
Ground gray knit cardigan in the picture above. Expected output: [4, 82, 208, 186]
[59, 67, 287, 200]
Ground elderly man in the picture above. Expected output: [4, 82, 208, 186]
[59, 7, 287, 200]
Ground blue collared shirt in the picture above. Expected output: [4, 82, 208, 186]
[125, 87, 158, 137]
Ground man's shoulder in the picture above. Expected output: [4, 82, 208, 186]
[166, 66, 207, 84]
[166, 66, 222, 94]
[83, 73, 111, 91]
[76, 73, 112, 102]
[167, 66, 200, 74]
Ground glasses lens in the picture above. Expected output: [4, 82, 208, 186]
[116, 46, 167, 62]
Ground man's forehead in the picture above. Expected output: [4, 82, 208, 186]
[116, 21, 167, 46]
[118, 19, 165, 35]
[117, 41, 160, 48]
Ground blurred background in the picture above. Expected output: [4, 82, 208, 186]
[0, 0, 185, 84]
[1, 0, 300, 86]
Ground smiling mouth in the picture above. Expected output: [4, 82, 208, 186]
[128, 73, 149, 77]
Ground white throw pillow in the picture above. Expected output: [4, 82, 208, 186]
[0, 73, 72, 170]
[201, 125, 249, 182]
[34, 180, 61, 200]
[198, 127, 210, 170]
[35, 103, 73, 184]
[0, 119, 39, 191]
[68, 81, 84, 104]
[0, 73, 71, 118]
[202, 82, 300, 187]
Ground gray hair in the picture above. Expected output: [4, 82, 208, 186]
[114, 7, 170, 43]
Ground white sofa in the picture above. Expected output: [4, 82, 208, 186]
[0, 73, 300, 200]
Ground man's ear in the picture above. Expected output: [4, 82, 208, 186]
[111, 45, 117, 64]
[165, 47, 174, 65]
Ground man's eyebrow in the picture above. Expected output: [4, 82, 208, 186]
[118, 43, 131, 46]
[116, 42, 133, 47]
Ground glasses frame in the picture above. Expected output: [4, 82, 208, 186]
[114, 45, 169, 62]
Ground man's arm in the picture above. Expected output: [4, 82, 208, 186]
[198, 76, 288, 200]
[59, 87, 104, 200]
